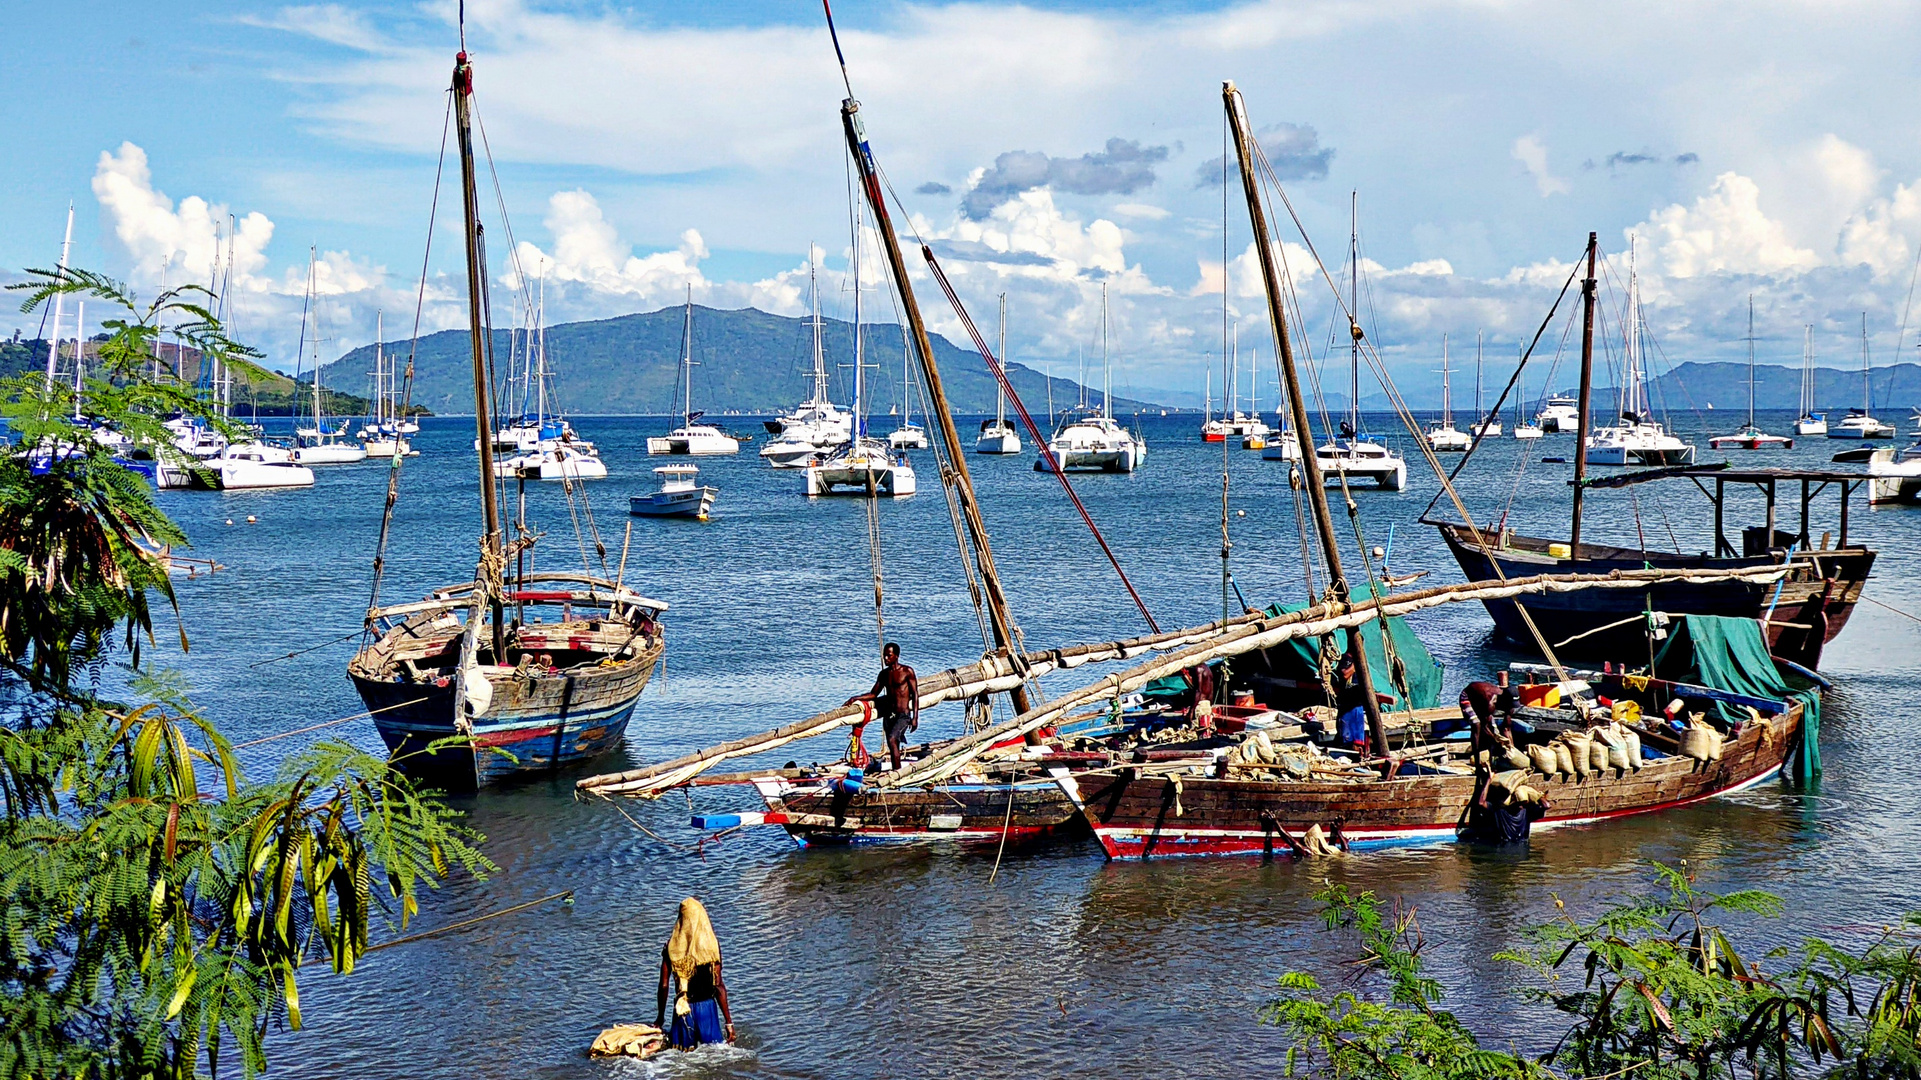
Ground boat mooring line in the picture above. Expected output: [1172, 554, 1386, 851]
[1860, 593, 1921, 626]
[598, 791, 743, 854]
[247, 626, 367, 668]
[302, 890, 575, 966]
[232, 695, 431, 749]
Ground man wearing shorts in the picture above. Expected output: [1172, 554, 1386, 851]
[847, 642, 919, 770]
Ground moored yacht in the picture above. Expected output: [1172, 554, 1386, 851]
[648, 291, 741, 457]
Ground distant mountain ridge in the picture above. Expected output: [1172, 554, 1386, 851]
[317, 305, 1165, 417]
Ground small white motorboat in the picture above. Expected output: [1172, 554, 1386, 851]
[630, 465, 717, 519]
[1869, 443, 1921, 504]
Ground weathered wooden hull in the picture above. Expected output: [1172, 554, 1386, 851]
[751, 775, 1087, 847]
[1064, 706, 1798, 859]
[1437, 525, 1870, 667]
[349, 625, 662, 786]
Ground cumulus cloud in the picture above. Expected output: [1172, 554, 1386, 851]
[1512, 135, 1570, 197]
[1629, 172, 1819, 279]
[91, 143, 275, 284]
[961, 138, 1169, 219]
[510, 190, 709, 302]
[1193, 123, 1333, 188]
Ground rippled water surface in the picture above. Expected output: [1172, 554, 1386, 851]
[145, 410, 1921, 1078]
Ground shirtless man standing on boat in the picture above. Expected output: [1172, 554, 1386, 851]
[847, 643, 918, 771]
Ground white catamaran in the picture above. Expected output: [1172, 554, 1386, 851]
[1041, 285, 1145, 473]
[975, 294, 1022, 454]
[648, 290, 741, 457]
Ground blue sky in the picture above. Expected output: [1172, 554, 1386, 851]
[6, 0, 1919, 403]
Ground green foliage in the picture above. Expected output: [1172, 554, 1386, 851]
[1271, 864, 1921, 1080]
[0, 271, 492, 1079]
[1263, 884, 1546, 1080]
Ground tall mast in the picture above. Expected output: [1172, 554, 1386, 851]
[996, 293, 1007, 425]
[1224, 82, 1386, 758]
[852, 202, 865, 438]
[72, 300, 84, 420]
[1802, 325, 1815, 417]
[1746, 295, 1756, 428]
[1474, 331, 1483, 432]
[43, 204, 73, 393]
[1349, 193, 1360, 434]
[1570, 232, 1599, 556]
[307, 247, 323, 433]
[839, 93, 1029, 713]
[681, 287, 694, 423]
[809, 260, 830, 406]
[375, 310, 385, 425]
[452, 49, 506, 661]
[1440, 334, 1451, 426]
[1861, 312, 1870, 414]
[1101, 283, 1111, 417]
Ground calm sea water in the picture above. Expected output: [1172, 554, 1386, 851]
[142, 408, 1919, 1078]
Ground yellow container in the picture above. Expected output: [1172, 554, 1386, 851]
[1546, 542, 1572, 559]
[1518, 683, 1561, 709]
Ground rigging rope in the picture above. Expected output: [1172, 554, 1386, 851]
[919, 248, 1161, 634]
[1245, 121, 1576, 683]
[364, 90, 454, 635]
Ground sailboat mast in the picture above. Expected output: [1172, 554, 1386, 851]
[1861, 312, 1870, 414]
[852, 203, 865, 438]
[1474, 332, 1483, 433]
[1349, 193, 1360, 433]
[1802, 325, 1814, 416]
[1746, 295, 1756, 428]
[1225, 82, 1387, 757]
[308, 247, 323, 433]
[1101, 283, 1111, 415]
[451, 50, 506, 644]
[840, 94, 1028, 713]
[1570, 232, 1599, 556]
[996, 293, 1007, 425]
[1441, 334, 1451, 425]
[43, 204, 73, 393]
[681, 288, 694, 422]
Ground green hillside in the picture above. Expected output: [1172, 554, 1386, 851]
[317, 305, 1164, 417]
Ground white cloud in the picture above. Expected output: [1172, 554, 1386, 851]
[1112, 203, 1171, 220]
[1511, 135, 1570, 197]
[1629, 171, 1819, 279]
[510, 190, 708, 303]
[91, 142, 275, 285]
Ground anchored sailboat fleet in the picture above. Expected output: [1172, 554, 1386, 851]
[803, 195, 915, 497]
[1584, 252, 1694, 466]
[760, 262, 853, 467]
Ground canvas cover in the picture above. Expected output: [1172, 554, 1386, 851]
[1259, 583, 1445, 710]
[1653, 614, 1822, 782]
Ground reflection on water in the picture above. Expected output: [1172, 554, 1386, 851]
[132, 412, 1921, 1078]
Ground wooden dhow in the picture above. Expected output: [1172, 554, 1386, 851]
[348, 46, 663, 786]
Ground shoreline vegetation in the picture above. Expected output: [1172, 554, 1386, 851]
[1270, 863, 1921, 1079]
[0, 269, 482, 1078]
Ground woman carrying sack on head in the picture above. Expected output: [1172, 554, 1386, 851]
[655, 898, 736, 1049]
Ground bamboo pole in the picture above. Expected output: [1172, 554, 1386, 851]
[574, 563, 1787, 799]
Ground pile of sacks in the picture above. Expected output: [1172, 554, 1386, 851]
[1677, 712, 1726, 763]
[1506, 721, 1647, 782]
[1225, 730, 1315, 780]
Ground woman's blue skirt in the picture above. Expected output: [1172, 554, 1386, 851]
[669, 998, 726, 1049]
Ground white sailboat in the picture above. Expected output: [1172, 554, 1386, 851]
[209, 441, 315, 490]
[1828, 314, 1895, 439]
[648, 290, 741, 457]
[1314, 199, 1404, 490]
[804, 198, 916, 497]
[975, 293, 1022, 454]
[358, 313, 417, 458]
[1238, 342, 1272, 449]
[1199, 326, 1268, 442]
[1513, 348, 1544, 440]
[496, 297, 609, 479]
[1709, 297, 1793, 449]
[1471, 332, 1501, 437]
[1040, 284, 1146, 473]
[761, 262, 851, 467]
[1583, 248, 1694, 466]
[290, 248, 368, 465]
[1424, 334, 1470, 451]
[887, 322, 929, 450]
[1795, 325, 1827, 436]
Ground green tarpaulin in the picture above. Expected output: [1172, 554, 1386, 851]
[1259, 583, 1445, 710]
[1652, 614, 1822, 782]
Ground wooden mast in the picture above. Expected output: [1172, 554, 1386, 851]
[1569, 232, 1598, 557]
[453, 50, 506, 660]
[840, 96, 1030, 714]
[1223, 82, 1387, 758]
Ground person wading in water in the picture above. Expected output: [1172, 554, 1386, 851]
[846, 642, 919, 770]
[656, 898, 735, 1049]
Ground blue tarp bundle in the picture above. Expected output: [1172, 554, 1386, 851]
[1652, 614, 1823, 782]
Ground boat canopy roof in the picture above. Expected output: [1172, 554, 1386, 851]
[654, 465, 700, 475]
[1579, 463, 1869, 490]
